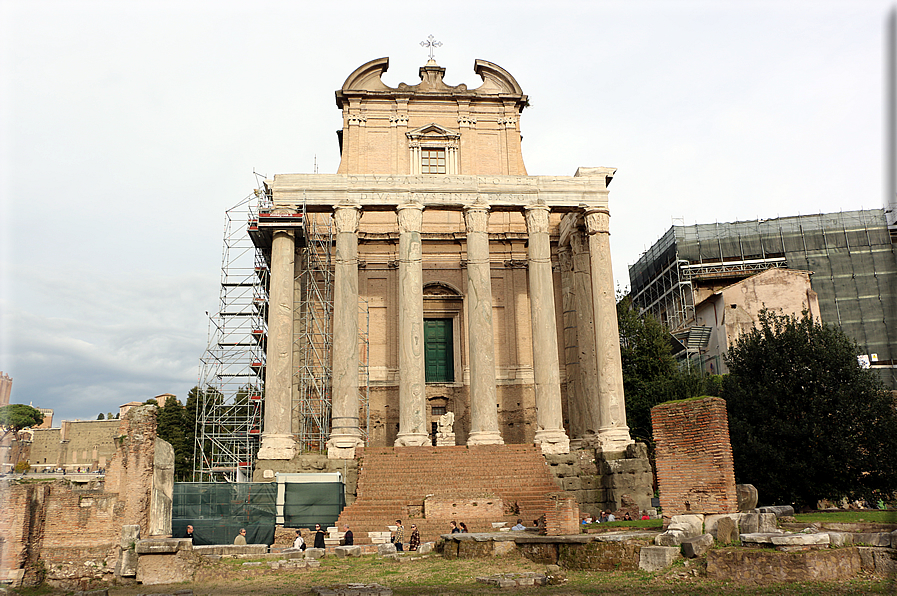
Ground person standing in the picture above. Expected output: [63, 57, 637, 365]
[450, 521, 461, 534]
[234, 528, 247, 545]
[313, 524, 326, 549]
[185, 525, 195, 544]
[394, 519, 405, 551]
[343, 525, 354, 546]
[293, 530, 305, 550]
[408, 524, 420, 551]
[459, 522, 469, 533]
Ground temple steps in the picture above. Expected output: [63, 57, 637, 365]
[336, 444, 562, 544]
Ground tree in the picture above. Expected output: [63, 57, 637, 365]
[722, 309, 897, 509]
[0, 404, 44, 441]
[97, 413, 105, 420]
[617, 296, 720, 443]
[154, 396, 194, 481]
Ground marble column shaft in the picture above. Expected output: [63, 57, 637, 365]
[257, 229, 297, 460]
[558, 246, 582, 439]
[395, 203, 429, 446]
[464, 205, 503, 445]
[570, 230, 602, 439]
[524, 206, 569, 454]
[328, 205, 364, 459]
[584, 208, 633, 450]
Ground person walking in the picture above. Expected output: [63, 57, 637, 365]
[313, 524, 326, 549]
[450, 521, 461, 533]
[234, 528, 247, 545]
[293, 530, 306, 550]
[393, 520, 405, 551]
[408, 524, 420, 551]
[459, 522, 469, 533]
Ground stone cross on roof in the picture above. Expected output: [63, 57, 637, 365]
[420, 34, 442, 62]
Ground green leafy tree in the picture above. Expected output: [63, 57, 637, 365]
[97, 413, 105, 420]
[722, 309, 897, 509]
[617, 296, 720, 443]
[0, 404, 44, 441]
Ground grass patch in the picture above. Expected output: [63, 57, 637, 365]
[793, 510, 897, 524]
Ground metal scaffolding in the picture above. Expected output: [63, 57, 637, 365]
[196, 192, 370, 477]
[628, 210, 897, 388]
[194, 192, 267, 482]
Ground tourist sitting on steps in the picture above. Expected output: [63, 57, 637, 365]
[234, 528, 247, 545]
[511, 519, 526, 531]
[343, 525, 354, 546]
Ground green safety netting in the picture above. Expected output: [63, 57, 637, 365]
[172, 482, 276, 546]
[282, 481, 345, 529]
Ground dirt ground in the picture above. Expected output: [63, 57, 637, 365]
[22, 552, 895, 596]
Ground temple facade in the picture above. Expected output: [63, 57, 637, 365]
[257, 57, 633, 461]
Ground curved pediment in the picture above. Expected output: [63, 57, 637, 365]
[473, 60, 524, 95]
[423, 282, 463, 297]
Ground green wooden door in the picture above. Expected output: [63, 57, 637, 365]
[424, 319, 454, 383]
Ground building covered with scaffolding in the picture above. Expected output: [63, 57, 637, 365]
[628, 209, 897, 388]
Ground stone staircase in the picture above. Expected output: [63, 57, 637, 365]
[336, 444, 562, 544]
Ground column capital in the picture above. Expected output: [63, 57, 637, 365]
[333, 204, 362, 234]
[463, 204, 490, 233]
[524, 204, 551, 234]
[397, 202, 424, 233]
[583, 208, 610, 235]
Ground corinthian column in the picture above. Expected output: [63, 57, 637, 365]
[524, 205, 569, 454]
[257, 228, 297, 460]
[327, 205, 364, 459]
[464, 204, 503, 446]
[395, 203, 429, 446]
[570, 229, 602, 444]
[584, 208, 633, 452]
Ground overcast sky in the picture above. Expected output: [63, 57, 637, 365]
[1, 0, 893, 424]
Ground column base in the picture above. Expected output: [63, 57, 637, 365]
[466, 430, 504, 446]
[327, 433, 363, 460]
[597, 426, 634, 453]
[534, 428, 570, 455]
[394, 433, 430, 447]
[256, 434, 296, 461]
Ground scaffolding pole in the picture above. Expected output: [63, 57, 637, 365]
[194, 191, 267, 482]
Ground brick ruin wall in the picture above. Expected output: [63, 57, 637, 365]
[0, 406, 158, 588]
[651, 396, 737, 517]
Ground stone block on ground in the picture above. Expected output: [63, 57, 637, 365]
[418, 542, 434, 555]
[853, 533, 891, 547]
[827, 532, 852, 547]
[668, 514, 704, 538]
[770, 533, 830, 547]
[716, 517, 738, 543]
[735, 484, 758, 511]
[305, 548, 326, 559]
[135, 538, 188, 554]
[681, 534, 713, 558]
[759, 505, 795, 517]
[740, 513, 759, 534]
[334, 545, 363, 557]
[377, 543, 397, 556]
[758, 513, 778, 533]
[655, 529, 686, 546]
[891, 529, 897, 548]
[739, 533, 778, 546]
[639, 546, 680, 572]
[136, 551, 198, 585]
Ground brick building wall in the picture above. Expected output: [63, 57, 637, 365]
[0, 406, 160, 588]
[651, 397, 737, 517]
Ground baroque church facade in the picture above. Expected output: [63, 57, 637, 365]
[256, 57, 633, 461]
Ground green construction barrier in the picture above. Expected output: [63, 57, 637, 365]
[282, 481, 345, 529]
[172, 482, 276, 546]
